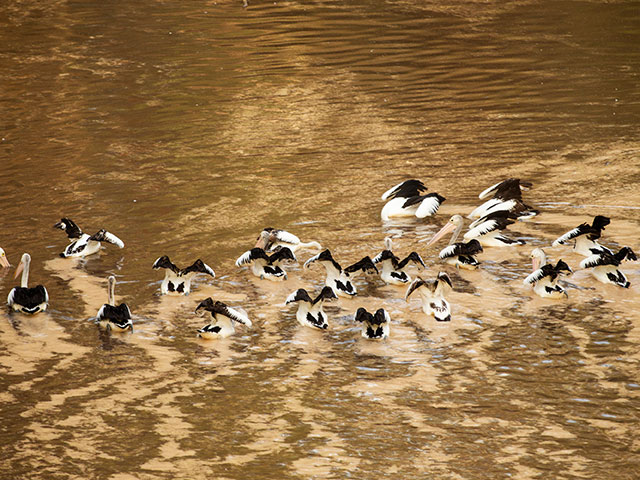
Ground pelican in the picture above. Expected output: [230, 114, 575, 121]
[7, 253, 49, 314]
[195, 298, 252, 339]
[465, 211, 525, 247]
[372, 237, 426, 284]
[580, 247, 637, 288]
[96, 276, 133, 332]
[54, 218, 124, 258]
[285, 286, 337, 330]
[552, 215, 612, 256]
[255, 228, 322, 253]
[0, 247, 10, 268]
[235, 247, 296, 281]
[405, 272, 452, 322]
[354, 307, 390, 340]
[303, 249, 378, 297]
[152, 256, 215, 295]
[426, 216, 484, 269]
[523, 248, 572, 298]
[468, 178, 538, 220]
[380, 179, 446, 221]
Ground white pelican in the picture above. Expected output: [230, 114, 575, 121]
[552, 215, 612, 256]
[285, 286, 337, 330]
[468, 178, 538, 220]
[580, 247, 637, 288]
[7, 253, 49, 314]
[195, 298, 252, 339]
[523, 248, 572, 298]
[380, 179, 445, 221]
[0, 247, 10, 268]
[372, 237, 425, 284]
[303, 249, 378, 297]
[235, 247, 296, 281]
[96, 276, 133, 332]
[405, 272, 452, 322]
[152, 256, 215, 295]
[426, 216, 484, 269]
[54, 218, 124, 258]
[465, 211, 525, 247]
[354, 307, 390, 340]
[255, 228, 322, 253]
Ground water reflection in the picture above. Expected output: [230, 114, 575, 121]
[1, 0, 640, 478]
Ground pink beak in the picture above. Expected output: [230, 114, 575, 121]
[426, 222, 456, 247]
[0, 255, 10, 268]
[254, 232, 268, 249]
[532, 256, 541, 272]
[13, 261, 24, 279]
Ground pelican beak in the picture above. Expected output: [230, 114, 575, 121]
[0, 254, 10, 268]
[532, 256, 541, 272]
[13, 260, 24, 279]
[254, 234, 267, 249]
[426, 222, 456, 247]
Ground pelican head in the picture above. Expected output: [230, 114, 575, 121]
[0, 248, 10, 268]
[530, 248, 546, 272]
[14, 253, 31, 287]
[107, 275, 117, 305]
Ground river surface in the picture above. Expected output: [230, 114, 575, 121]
[1, 1, 640, 479]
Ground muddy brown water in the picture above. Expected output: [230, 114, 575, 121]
[1, 1, 639, 479]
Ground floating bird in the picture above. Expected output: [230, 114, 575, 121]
[53, 218, 124, 258]
[354, 307, 390, 340]
[285, 286, 337, 330]
[372, 238, 425, 284]
[195, 297, 252, 339]
[7, 253, 49, 314]
[0, 247, 10, 268]
[96, 275, 133, 332]
[580, 247, 637, 288]
[235, 247, 296, 281]
[152, 256, 215, 295]
[303, 249, 378, 297]
[380, 179, 445, 221]
[468, 178, 538, 220]
[426, 216, 484, 269]
[552, 215, 612, 256]
[255, 228, 322, 253]
[405, 272, 453, 322]
[523, 248, 572, 298]
[465, 211, 525, 247]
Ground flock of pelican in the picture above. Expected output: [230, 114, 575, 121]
[2, 179, 637, 341]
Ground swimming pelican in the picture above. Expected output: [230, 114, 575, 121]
[152, 256, 215, 295]
[552, 215, 612, 256]
[580, 247, 637, 288]
[0, 247, 10, 268]
[285, 286, 337, 330]
[195, 297, 252, 339]
[405, 272, 453, 322]
[96, 275, 133, 332]
[354, 307, 390, 340]
[303, 249, 378, 297]
[54, 218, 124, 258]
[235, 247, 296, 281]
[372, 237, 426, 284]
[380, 179, 445, 221]
[468, 178, 538, 220]
[426, 216, 484, 269]
[255, 228, 322, 253]
[465, 211, 526, 247]
[7, 253, 49, 314]
[523, 248, 572, 298]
